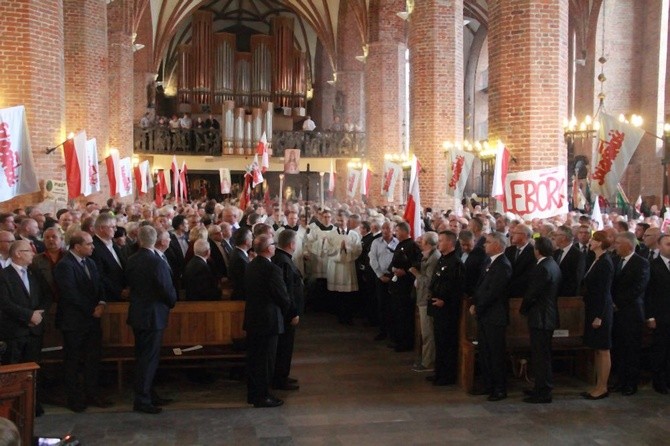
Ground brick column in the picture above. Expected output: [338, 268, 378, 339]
[365, 0, 406, 206]
[64, 0, 110, 201]
[488, 0, 568, 172]
[408, 0, 463, 211]
[108, 0, 134, 159]
[0, 0, 65, 210]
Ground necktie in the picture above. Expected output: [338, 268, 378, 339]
[667, 260, 670, 272]
[582, 245, 587, 254]
[554, 249, 563, 263]
[81, 259, 91, 279]
[515, 247, 522, 261]
[20, 268, 30, 293]
[649, 250, 656, 261]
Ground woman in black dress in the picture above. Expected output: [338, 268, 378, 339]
[580, 230, 614, 399]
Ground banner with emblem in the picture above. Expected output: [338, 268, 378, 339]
[590, 113, 645, 199]
[446, 148, 475, 201]
[346, 167, 361, 198]
[118, 157, 133, 197]
[503, 166, 568, 219]
[381, 160, 402, 202]
[0, 105, 39, 202]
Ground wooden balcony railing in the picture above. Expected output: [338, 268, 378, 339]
[134, 127, 366, 158]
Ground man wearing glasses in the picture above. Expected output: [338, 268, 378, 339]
[90, 214, 127, 302]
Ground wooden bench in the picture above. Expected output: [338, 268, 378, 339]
[41, 300, 246, 389]
[457, 296, 592, 393]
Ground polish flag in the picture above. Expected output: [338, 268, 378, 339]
[105, 150, 121, 196]
[256, 132, 269, 173]
[170, 155, 179, 199]
[359, 164, 371, 196]
[63, 132, 86, 199]
[179, 161, 188, 201]
[328, 159, 335, 193]
[403, 155, 423, 239]
[156, 170, 168, 206]
[491, 142, 510, 201]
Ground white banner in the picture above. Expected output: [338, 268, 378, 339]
[0, 105, 39, 202]
[346, 167, 360, 198]
[219, 168, 231, 194]
[446, 149, 475, 201]
[118, 157, 133, 197]
[503, 166, 568, 219]
[590, 113, 645, 199]
[83, 138, 100, 196]
[381, 161, 402, 202]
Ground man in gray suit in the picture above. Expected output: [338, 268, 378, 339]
[520, 237, 562, 403]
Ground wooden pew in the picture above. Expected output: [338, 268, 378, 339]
[41, 300, 246, 389]
[0, 362, 39, 446]
[457, 296, 591, 393]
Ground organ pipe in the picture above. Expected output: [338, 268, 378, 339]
[251, 35, 273, 107]
[177, 44, 193, 104]
[213, 33, 235, 104]
[271, 16, 294, 108]
[222, 100, 235, 154]
[293, 49, 306, 109]
[191, 11, 213, 104]
[235, 52, 252, 108]
[234, 107, 245, 155]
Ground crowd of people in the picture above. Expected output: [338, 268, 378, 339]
[0, 194, 669, 418]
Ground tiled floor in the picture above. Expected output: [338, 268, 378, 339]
[35, 314, 670, 445]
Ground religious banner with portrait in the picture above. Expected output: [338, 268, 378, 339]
[284, 148, 300, 174]
[219, 168, 231, 194]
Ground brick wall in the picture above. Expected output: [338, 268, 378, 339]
[0, 0, 65, 211]
[408, 0, 464, 212]
[64, 0, 110, 202]
[488, 0, 568, 173]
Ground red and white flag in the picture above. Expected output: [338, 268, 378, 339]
[590, 113, 645, 199]
[118, 157, 133, 198]
[328, 159, 335, 193]
[403, 155, 423, 239]
[251, 154, 264, 187]
[491, 142, 510, 201]
[382, 160, 402, 202]
[359, 164, 371, 196]
[446, 148, 475, 201]
[634, 195, 642, 214]
[0, 105, 39, 202]
[346, 167, 361, 198]
[155, 170, 168, 206]
[256, 131, 269, 173]
[170, 155, 179, 199]
[105, 150, 121, 196]
[179, 161, 188, 201]
[83, 138, 100, 196]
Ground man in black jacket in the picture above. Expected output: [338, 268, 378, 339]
[552, 225, 585, 297]
[271, 229, 304, 390]
[126, 225, 178, 414]
[182, 239, 221, 301]
[91, 214, 127, 301]
[229, 226, 252, 301]
[611, 231, 650, 396]
[471, 232, 512, 401]
[244, 234, 298, 408]
[645, 234, 670, 394]
[520, 237, 562, 403]
[504, 224, 534, 298]
[428, 231, 464, 385]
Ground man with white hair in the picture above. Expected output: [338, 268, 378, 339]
[369, 220, 398, 341]
[183, 239, 220, 301]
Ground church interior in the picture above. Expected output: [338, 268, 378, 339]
[1, 0, 669, 444]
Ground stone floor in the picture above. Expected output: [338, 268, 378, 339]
[35, 314, 670, 445]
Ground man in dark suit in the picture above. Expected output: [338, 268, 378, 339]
[576, 224, 595, 267]
[520, 237, 562, 403]
[428, 230, 465, 386]
[272, 229, 305, 390]
[611, 231, 650, 395]
[504, 224, 534, 298]
[0, 240, 52, 367]
[645, 234, 670, 394]
[16, 218, 45, 253]
[552, 225, 585, 297]
[357, 220, 380, 326]
[126, 225, 178, 414]
[458, 230, 487, 298]
[0, 240, 52, 416]
[182, 239, 220, 301]
[471, 232, 512, 401]
[229, 226, 252, 301]
[166, 215, 189, 288]
[90, 214, 127, 301]
[54, 231, 111, 412]
[244, 234, 298, 408]
[207, 224, 228, 279]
